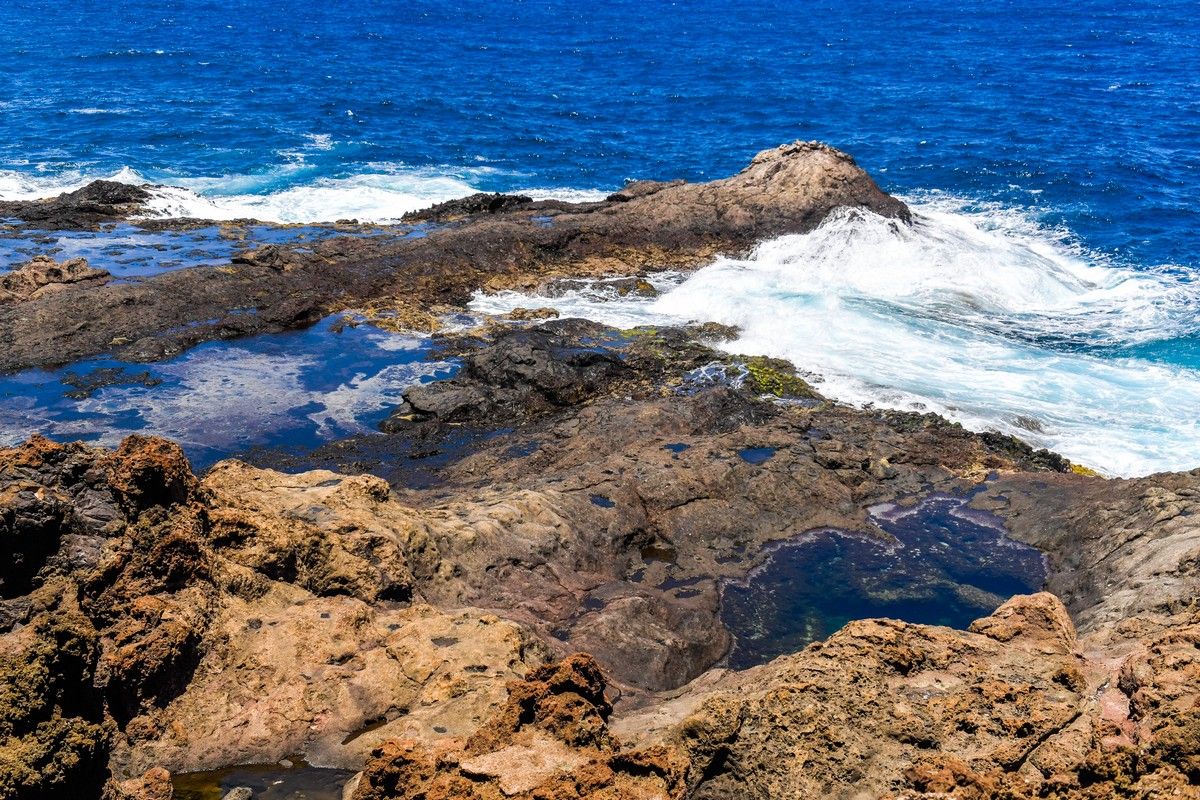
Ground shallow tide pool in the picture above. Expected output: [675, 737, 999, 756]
[720, 492, 1047, 669]
[0, 314, 455, 470]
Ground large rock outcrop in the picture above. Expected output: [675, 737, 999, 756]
[0, 180, 150, 230]
[0, 142, 907, 372]
[2, 319, 1200, 798]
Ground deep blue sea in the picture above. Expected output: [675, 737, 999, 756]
[1, 0, 1199, 476]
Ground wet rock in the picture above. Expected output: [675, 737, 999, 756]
[61, 367, 163, 400]
[401, 192, 534, 223]
[0, 142, 909, 373]
[0, 180, 150, 230]
[0, 254, 111, 304]
[503, 306, 560, 321]
[383, 323, 629, 429]
[536, 275, 659, 298]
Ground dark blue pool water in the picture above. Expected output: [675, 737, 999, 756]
[720, 494, 1047, 669]
[0, 315, 456, 470]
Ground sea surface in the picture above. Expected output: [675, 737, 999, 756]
[1, 0, 1199, 476]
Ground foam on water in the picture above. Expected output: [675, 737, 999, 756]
[470, 199, 1200, 478]
[1, 163, 608, 224]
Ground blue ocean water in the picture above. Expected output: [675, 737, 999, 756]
[1, 0, 1199, 475]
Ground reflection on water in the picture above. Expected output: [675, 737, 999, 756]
[173, 757, 354, 800]
[0, 314, 456, 470]
[0, 221, 396, 278]
[720, 493, 1047, 669]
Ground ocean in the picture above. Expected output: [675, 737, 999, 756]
[1, 0, 1198, 476]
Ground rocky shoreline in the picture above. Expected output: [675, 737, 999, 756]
[1, 145, 1198, 799]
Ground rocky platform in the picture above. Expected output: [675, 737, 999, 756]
[0, 316, 1197, 799]
[0, 142, 905, 372]
[1, 145, 1197, 800]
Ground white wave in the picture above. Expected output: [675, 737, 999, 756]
[68, 107, 134, 115]
[140, 175, 479, 223]
[469, 199, 1200, 478]
[0, 166, 147, 201]
[139, 172, 609, 224]
[2, 160, 608, 224]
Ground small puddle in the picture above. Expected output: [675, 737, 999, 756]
[0, 314, 456, 470]
[720, 493, 1047, 669]
[738, 446, 776, 465]
[172, 757, 353, 800]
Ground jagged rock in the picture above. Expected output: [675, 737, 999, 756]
[0, 180, 150, 229]
[608, 594, 1200, 799]
[0, 142, 909, 372]
[103, 767, 173, 800]
[0, 606, 113, 800]
[352, 655, 689, 800]
[402, 192, 534, 223]
[231, 244, 304, 271]
[0, 255, 111, 305]
[382, 322, 629, 429]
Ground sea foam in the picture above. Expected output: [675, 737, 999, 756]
[470, 199, 1200, 478]
[0, 164, 607, 224]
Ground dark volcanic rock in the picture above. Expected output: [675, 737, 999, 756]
[382, 321, 629, 430]
[0, 142, 909, 373]
[401, 192, 534, 223]
[0, 180, 150, 229]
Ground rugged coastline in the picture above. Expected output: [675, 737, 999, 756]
[1, 145, 1198, 799]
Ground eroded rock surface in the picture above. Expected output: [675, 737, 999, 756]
[0, 142, 906, 372]
[613, 593, 1200, 799]
[0, 255, 111, 305]
[352, 654, 688, 800]
[0, 180, 150, 230]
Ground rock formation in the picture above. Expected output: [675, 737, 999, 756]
[0, 255, 111, 305]
[0, 146, 1197, 799]
[0, 143, 905, 372]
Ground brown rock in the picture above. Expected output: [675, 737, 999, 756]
[352, 655, 688, 800]
[0, 254, 111, 304]
[103, 766, 173, 800]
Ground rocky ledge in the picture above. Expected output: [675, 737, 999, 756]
[0, 142, 905, 372]
[1, 314, 1198, 800]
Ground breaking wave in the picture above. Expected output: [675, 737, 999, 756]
[470, 197, 1200, 478]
